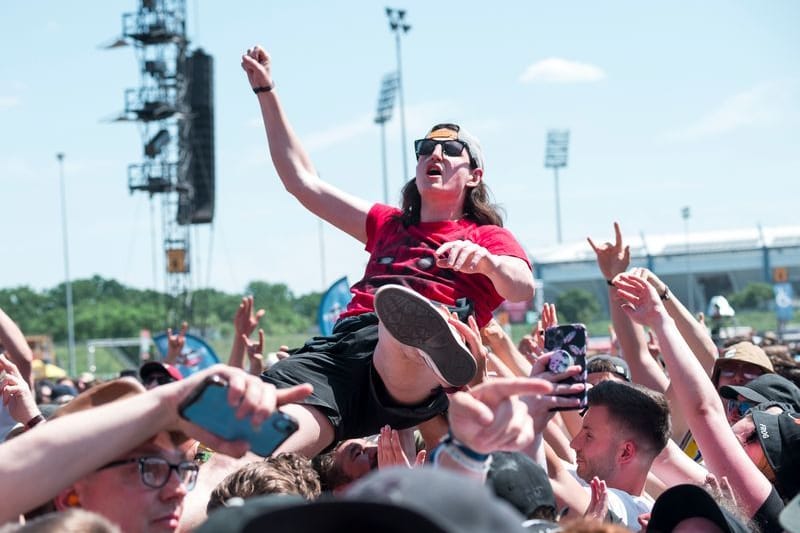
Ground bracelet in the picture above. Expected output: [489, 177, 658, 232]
[252, 84, 274, 94]
[430, 441, 492, 473]
[25, 413, 45, 430]
[442, 431, 489, 462]
[606, 279, 615, 287]
[659, 286, 671, 301]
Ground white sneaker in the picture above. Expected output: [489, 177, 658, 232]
[374, 284, 477, 387]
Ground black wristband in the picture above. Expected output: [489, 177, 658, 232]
[606, 279, 615, 287]
[253, 84, 274, 94]
[25, 413, 45, 430]
[660, 286, 671, 301]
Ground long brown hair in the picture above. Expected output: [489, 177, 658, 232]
[396, 178, 505, 227]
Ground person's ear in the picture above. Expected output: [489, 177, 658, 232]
[618, 440, 636, 465]
[54, 488, 81, 510]
[466, 168, 483, 187]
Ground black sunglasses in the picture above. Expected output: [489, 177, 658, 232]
[98, 456, 199, 490]
[414, 139, 476, 168]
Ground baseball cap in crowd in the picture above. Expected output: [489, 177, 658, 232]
[751, 409, 800, 500]
[647, 484, 749, 533]
[139, 361, 183, 386]
[421, 123, 485, 170]
[720, 374, 800, 412]
[711, 342, 774, 386]
[200, 468, 527, 533]
[51, 378, 146, 419]
[586, 355, 632, 382]
[486, 452, 556, 520]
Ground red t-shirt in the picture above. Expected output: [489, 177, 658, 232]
[340, 204, 531, 327]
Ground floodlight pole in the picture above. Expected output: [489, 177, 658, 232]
[385, 8, 411, 182]
[544, 130, 570, 244]
[682, 206, 694, 312]
[375, 72, 399, 204]
[57, 153, 77, 376]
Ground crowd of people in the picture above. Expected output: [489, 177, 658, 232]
[2, 44, 800, 532]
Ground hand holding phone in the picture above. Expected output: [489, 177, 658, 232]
[178, 375, 299, 456]
[544, 324, 588, 411]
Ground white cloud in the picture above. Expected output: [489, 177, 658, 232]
[519, 58, 606, 84]
[0, 96, 20, 110]
[664, 81, 797, 141]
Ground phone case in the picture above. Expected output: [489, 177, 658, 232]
[178, 375, 299, 456]
[544, 324, 588, 411]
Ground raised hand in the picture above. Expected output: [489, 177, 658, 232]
[0, 353, 40, 426]
[587, 222, 630, 280]
[585, 477, 609, 521]
[233, 296, 265, 338]
[240, 45, 274, 91]
[377, 425, 426, 469]
[165, 322, 188, 364]
[613, 273, 666, 327]
[242, 329, 266, 376]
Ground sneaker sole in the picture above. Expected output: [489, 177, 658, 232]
[374, 285, 477, 387]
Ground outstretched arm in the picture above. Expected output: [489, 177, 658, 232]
[241, 46, 370, 242]
[0, 307, 33, 389]
[614, 273, 773, 518]
[0, 364, 312, 522]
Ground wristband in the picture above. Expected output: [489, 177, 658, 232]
[252, 84, 274, 94]
[606, 279, 615, 287]
[442, 431, 489, 462]
[659, 286, 671, 301]
[25, 413, 45, 430]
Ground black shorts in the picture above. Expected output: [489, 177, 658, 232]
[261, 312, 449, 443]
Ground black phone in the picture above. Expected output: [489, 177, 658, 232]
[178, 375, 299, 456]
[544, 324, 588, 411]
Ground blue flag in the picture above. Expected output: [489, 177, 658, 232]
[317, 277, 353, 336]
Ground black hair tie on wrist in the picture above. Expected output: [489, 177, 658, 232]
[253, 84, 274, 94]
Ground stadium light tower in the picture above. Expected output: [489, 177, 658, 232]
[544, 130, 570, 244]
[385, 7, 411, 182]
[56, 153, 77, 376]
[374, 72, 399, 204]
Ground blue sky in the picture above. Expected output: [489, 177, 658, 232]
[2, 1, 798, 298]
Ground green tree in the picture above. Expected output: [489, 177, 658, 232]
[727, 282, 774, 311]
[555, 289, 601, 325]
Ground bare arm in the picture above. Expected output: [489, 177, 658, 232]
[614, 274, 773, 518]
[241, 46, 370, 242]
[0, 307, 33, 389]
[0, 365, 313, 523]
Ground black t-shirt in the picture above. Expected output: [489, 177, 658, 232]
[754, 486, 784, 533]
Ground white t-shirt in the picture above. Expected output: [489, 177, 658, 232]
[566, 464, 654, 532]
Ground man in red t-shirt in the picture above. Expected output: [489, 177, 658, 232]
[242, 45, 534, 457]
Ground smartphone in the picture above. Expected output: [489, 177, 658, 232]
[544, 324, 588, 411]
[178, 375, 299, 456]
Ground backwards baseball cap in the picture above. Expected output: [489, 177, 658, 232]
[587, 355, 632, 382]
[424, 123, 485, 170]
[140, 361, 183, 384]
[199, 468, 527, 533]
[486, 452, 556, 519]
[647, 484, 749, 533]
[720, 374, 800, 412]
[751, 410, 800, 500]
[711, 342, 774, 386]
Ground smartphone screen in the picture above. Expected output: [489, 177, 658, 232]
[544, 324, 588, 411]
[178, 375, 299, 456]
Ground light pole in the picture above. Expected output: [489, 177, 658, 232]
[374, 72, 399, 204]
[682, 206, 693, 312]
[56, 153, 77, 376]
[544, 130, 570, 244]
[385, 7, 411, 182]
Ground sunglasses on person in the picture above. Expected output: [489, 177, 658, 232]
[98, 456, 199, 490]
[414, 139, 477, 168]
[725, 398, 755, 418]
[718, 365, 763, 380]
[145, 373, 176, 387]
